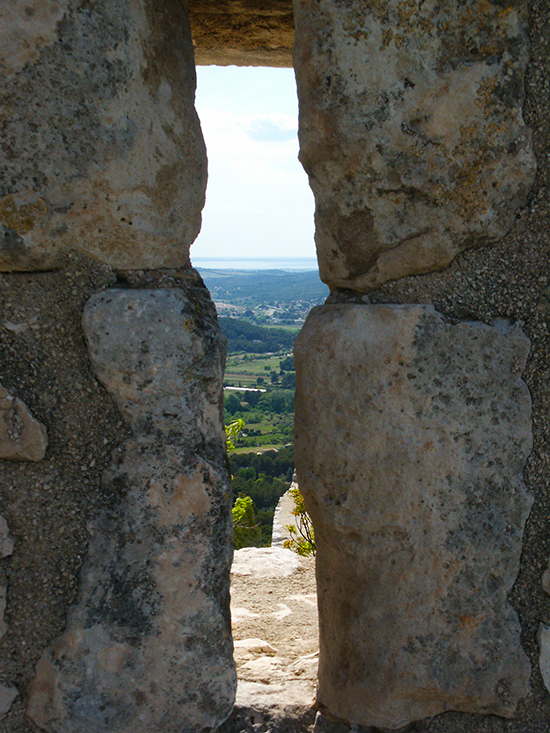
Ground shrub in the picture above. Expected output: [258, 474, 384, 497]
[283, 486, 316, 557]
[232, 494, 261, 549]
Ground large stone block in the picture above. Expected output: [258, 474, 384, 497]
[0, 0, 206, 271]
[27, 286, 236, 733]
[294, 304, 532, 729]
[293, 0, 536, 292]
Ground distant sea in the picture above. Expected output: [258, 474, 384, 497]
[191, 257, 318, 271]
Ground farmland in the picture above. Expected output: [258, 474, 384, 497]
[195, 266, 326, 544]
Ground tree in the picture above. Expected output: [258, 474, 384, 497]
[281, 372, 296, 389]
[225, 393, 242, 415]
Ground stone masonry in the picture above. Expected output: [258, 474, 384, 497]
[2, 0, 550, 732]
[0, 2, 234, 731]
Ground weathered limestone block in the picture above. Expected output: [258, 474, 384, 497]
[0, 385, 47, 461]
[294, 304, 532, 729]
[293, 0, 536, 292]
[27, 286, 236, 733]
[0, 0, 206, 272]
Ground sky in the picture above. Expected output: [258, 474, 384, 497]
[190, 66, 316, 261]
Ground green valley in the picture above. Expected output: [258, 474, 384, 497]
[197, 267, 326, 546]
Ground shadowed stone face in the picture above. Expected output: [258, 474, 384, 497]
[187, 0, 294, 67]
[294, 304, 532, 729]
[293, 0, 536, 292]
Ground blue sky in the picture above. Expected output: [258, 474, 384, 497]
[190, 66, 316, 260]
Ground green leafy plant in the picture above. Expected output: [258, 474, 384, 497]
[232, 494, 261, 549]
[283, 485, 316, 557]
[226, 418, 262, 548]
[225, 418, 245, 451]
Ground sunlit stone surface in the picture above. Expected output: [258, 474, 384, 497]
[0, 0, 206, 272]
[293, 0, 535, 291]
[295, 304, 532, 728]
[27, 286, 236, 733]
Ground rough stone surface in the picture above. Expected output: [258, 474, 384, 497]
[537, 624, 550, 694]
[0, 515, 14, 560]
[541, 561, 550, 596]
[187, 0, 293, 67]
[0, 0, 206, 272]
[26, 287, 236, 733]
[225, 552, 317, 733]
[0, 384, 47, 461]
[232, 547, 305, 578]
[0, 519, 17, 719]
[0, 515, 14, 641]
[0, 2, 550, 733]
[219, 704, 316, 733]
[294, 304, 533, 729]
[293, 0, 536, 292]
[0, 685, 18, 719]
[271, 483, 301, 548]
[0, 260, 125, 733]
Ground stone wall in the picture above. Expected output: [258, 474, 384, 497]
[0, 2, 235, 731]
[1, 0, 550, 732]
[293, 0, 550, 731]
[187, 0, 294, 67]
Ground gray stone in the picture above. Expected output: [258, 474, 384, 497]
[0, 0, 206, 272]
[0, 684, 18, 719]
[0, 517, 16, 715]
[293, 0, 536, 292]
[541, 561, 550, 596]
[0, 385, 47, 461]
[271, 486, 301, 548]
[27, 286, 236, 733]
[0, 515, 13, 559]
[294, 304, 532, 728]
[0, 585, 6, 642]
[235, 679, 315, 717]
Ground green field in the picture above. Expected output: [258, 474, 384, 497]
[233, 443, 289, 454]
[224, 352, 293, 388]
[192, 268, 313, 546]
[228, 413, 292, 451]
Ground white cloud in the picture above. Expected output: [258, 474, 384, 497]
[244, 113, 297, 142]
[191, 67, 315, 260]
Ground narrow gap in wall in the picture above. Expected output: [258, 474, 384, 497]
[190, 65, 323, 706]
